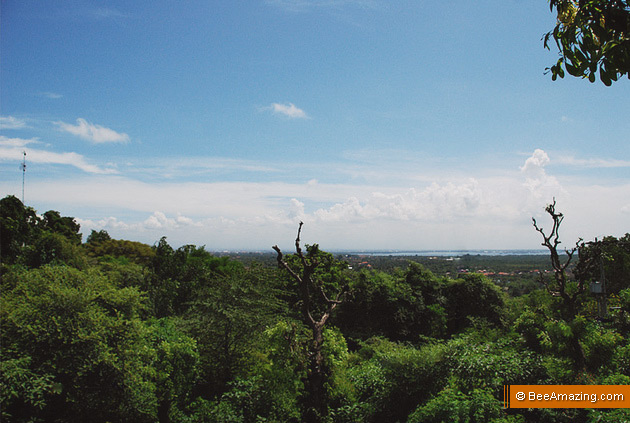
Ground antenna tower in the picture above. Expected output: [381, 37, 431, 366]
[22, 151, 26, 204]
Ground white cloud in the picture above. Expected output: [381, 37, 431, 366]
[142, 211, 200, 230]
[26, 151, 117, 174]
[268, 103, 309, 119]
[520, 149, 564, 204]
[55, 118, 130, 144]
[311, 179, 484, 223]
[555, 156, 630, 168]
[520, 148, 550, 175]
[4, 149, 628, 251]
[0, 116, 28, 130]
[77, 212, 199, 237]
[0, 136, 117, 174]
[36, 92, 63, 99]
[0, 136, 40, 148]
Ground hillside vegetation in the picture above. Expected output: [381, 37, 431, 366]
[2, 195, 629, 423]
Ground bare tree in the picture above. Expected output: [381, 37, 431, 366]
[532, 199, 585, 318]
[273, 222, 347, 423]
[532, 199, 586, 369]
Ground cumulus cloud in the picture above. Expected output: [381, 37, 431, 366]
[268, 103, 309, 119]
[55, 118, 130, 144]
[0, 116, 27, 130]
[143, 211, 200, 230]
[78, 212, 199, 236]
[311, 179, 484, 223]
[14, 159, 629, 251]
[520, 149, 563, 203]
[288, 198, 307, 221]
[520, 148, 549, 176]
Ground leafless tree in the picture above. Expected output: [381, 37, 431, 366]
[532, 199, 586, 368]
[273, 222, 347, 423]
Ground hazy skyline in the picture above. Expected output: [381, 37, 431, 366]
[1, 0, 629, 251]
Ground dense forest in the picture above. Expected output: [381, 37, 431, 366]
[1, 194, 630, 423]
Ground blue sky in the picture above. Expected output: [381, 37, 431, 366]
[1, 0, 629, 251]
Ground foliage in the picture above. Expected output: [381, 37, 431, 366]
[574, 234, 630, 294]
[148, 318, 199, 422]
[338, 266, 446, 342]
[273, 224, 353, 423]
[3, 196, 629, 423]
[445, 333, 546, 397]
[26, 231, 88, 269]
[444, 273, 508, 333]
[86, 236, 156, 266]
[544, 0, 630, 85]
[1, 266, 156, 422]
[86, 229, 112, 244]
[147, 238, 244, 316]
[0, 195, 40, 266]
[346, 337, 449, 422]
[39, 210, 82, 244]
[339, 263, 507, 342]
[407, 385, 521, 423]
[0, 196, 86, 269]
[183, 266, 286, 398]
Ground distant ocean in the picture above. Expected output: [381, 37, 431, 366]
[337, 250, 548, 257]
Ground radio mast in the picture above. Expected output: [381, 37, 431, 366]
[21, 151, 26, 204]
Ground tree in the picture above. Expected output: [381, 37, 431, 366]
[0, 195, 40, 266]
[148, 318, 199, 423]
[26, 231, 88, 269]
[532, 199, 586, 320]
[532, 199, 587, 369]
[39, 210, 82, 244]
[574, 234, 630, 294]
[184, 266, 286, 399]
[273, 223, 349, 423]
[1, 266, 156, 422]
[85, 237, 155, 266]
[337, 264, 449, 342]
[86, 229, 112, 245]
[444, 273, 508, 334]
[146, 238, 244, 317]
[544, 0, 630, 85]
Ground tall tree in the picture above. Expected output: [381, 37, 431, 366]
[532, 200, 586, 319]
[532, 199, 587, 369]
[544, 0, 630, 85]
[273, 223, 349, 423]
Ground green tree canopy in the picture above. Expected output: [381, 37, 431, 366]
[40, 210, 82, 244]
[545, 0, 630, 85]
[1, 266, 156, 422]
[0, 195, 40, 266]
[575, 234, 630, 294]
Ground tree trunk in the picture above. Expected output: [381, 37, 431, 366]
[304, 322, 327, 423]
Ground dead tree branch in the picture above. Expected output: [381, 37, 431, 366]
[532, 199, 584, 316]
[272, 222, 348, 422]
